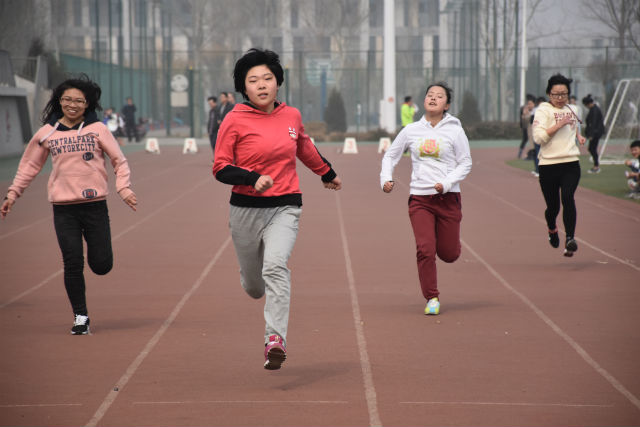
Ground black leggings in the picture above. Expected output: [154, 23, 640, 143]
[53, 200, 113, 316]
[538, 161, 581, 238]
[588, 135, 601, 167]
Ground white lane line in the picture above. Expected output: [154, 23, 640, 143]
[461, 238, 640, 412]
[401, 401, 613, 408]
[576, 194, 639, 223]
[464, 180, 640, 272]
[0, 216, 50, 241]
[85, 236, 232, 427]
[0, 177, 211, 309]
[0, 403, 82, 408]
[335, 192, 382, 427]
[132, 400, 349, 405]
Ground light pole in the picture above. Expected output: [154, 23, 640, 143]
[381, 0, 396, 133]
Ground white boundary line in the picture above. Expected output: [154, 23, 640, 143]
[461, 238, 640, 412]
[132, 400, 349, 405]
[335, 192, 382, 427]
[0, 216, 50, 241]
[85, 236, 232, 427]
[0, 403, 82, 408]
[464, 181, 640, 272]
[400, 401, 613, 408]
[0, 178, 211, 309]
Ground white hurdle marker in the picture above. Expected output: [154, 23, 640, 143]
[145, 138, 160, 154]
[378, 137, 391, 153]
[183, 138, 198, 154]
[342, 137, 358, 154]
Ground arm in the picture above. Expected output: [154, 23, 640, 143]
[97, 127, 137, 210]
[212, 119, 263, 189]
[440, 128, 472, 194]
[380, 128, 410, 190]
[296, 131, 341, 190]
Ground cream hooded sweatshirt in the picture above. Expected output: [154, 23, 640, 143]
[532, 102, 581, 166]
[7, 112, 133, 204]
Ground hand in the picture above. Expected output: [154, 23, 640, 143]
[1, 198, 15, 219]
[383, 181, 394, 193]
[434, 183, 444, 193]
[323, 176, 342, 191]
[123, 192, 137, 211]
[254, 175, 273, 192]
[577, 134, 586, 146]
[558, 115, 572, 128]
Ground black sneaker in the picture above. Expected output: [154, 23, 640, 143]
[71, 314, 90, 335]
[564, 238, 578, 257]
[548, 230, 559, 248]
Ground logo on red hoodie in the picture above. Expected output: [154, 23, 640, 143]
[288, 127, 297, 139]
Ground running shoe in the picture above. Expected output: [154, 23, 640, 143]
[71, 314, 90, 335]
[587, 167, 600, 174]
[264, 335, 286, 370]
[424, 297, 440, 315]
[548, 229, 559, 248]
[564, 238, 578, 257]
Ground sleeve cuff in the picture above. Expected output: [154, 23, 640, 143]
[245, 171, 262, 187]
[321, 168, 337, 183]
[118, 188, 133, 201]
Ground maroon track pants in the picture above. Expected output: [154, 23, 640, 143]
[408, 193, 462, 300]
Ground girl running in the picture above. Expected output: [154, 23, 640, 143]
[212, 49, 342, 370]
[380, 82, 472, 315]
[1, 75, 137, 334]
[532, 74, 586, 257]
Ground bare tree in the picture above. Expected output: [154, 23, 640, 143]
[583, 0, 637, 51]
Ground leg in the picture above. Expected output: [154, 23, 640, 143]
[53, 204, 87, 316]
[229, 206, 266, 299]
[588, 136, 600, 168]
[83, 201, 113, 276]
[538, 164, 561, 231]
[261, 206, 300, 344]
[533, 143, 541, 173]
[559, 161, 581, 239]
[408, 196, 438, 300]
[435, 193, 462, 264]
[518, 129, 528, 158]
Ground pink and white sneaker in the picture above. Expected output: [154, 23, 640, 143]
[264, 335, 286, 370]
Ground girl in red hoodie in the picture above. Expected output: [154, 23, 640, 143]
[213, 49, 342, 370]
[1, 75, 137, 335]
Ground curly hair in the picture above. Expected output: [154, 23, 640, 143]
[41, 74, 102, 124]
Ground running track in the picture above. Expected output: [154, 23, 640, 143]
[1, 143, 638, 426]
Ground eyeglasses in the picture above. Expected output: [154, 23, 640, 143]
[60, 97, 87, 105]
[549, 92, 569, 99]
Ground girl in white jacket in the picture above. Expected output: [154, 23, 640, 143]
[380, 82, 472, 315]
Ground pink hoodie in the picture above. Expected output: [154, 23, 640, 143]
[7, 120, 133, 204]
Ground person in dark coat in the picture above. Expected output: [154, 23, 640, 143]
[582, 94, 605, 173]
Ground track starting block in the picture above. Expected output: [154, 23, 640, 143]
[378, 137, 391, 153]
[342, 137, 358, 154]
[183, 138, 198, 154]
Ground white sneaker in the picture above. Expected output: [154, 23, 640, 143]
[71, 314, 90, 335]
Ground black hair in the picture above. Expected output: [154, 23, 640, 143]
[582, 94, 594, 106]
[233, 48, 284, 100]
[42, 74, 102, 124]
[631, 140, 640, 149]
[526, 93, 536, 102]
[425, 82, 453, 112]
[536, 96, 546, 104]
[545, 73, 573, 96]
[404, 96, 412, 103]
[208, 96, 217, 102]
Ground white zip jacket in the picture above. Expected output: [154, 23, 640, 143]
[380, 113, 472, 195]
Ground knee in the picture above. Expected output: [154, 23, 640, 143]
[88, 257, 113, 275]
[241, 276, 265, 299]
[415, 244, 435, 262]
[439, 251, 460, 263]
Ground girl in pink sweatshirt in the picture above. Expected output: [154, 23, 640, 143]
[1, 75, 137, 335]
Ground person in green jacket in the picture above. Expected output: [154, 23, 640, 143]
[401, 96, 417, 128]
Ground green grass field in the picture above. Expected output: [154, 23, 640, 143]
[506, 155, 639, 203]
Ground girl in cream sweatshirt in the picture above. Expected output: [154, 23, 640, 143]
[1, 76, 137, 334]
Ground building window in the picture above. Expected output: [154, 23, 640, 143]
[291, 1, 299, 28]
[369, 0, 382, 27]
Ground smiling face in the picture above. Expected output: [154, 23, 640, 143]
[244, 65, 278, 113]
[60, 88, 87, 124]
[424, 85, 449, 117]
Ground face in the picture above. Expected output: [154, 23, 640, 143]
[527, 100, 535, 109]
[424, 86, 449, 116]
[244, 65, 278, 113]
[548, 84, 569, 108]
[60, 88, 88, 123]
[208, 99, 216, 108]
[631, 146, 640, 158]
[219, 93, 227, 104]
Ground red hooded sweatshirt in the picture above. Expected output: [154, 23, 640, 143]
[212, 102, 336, 208]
